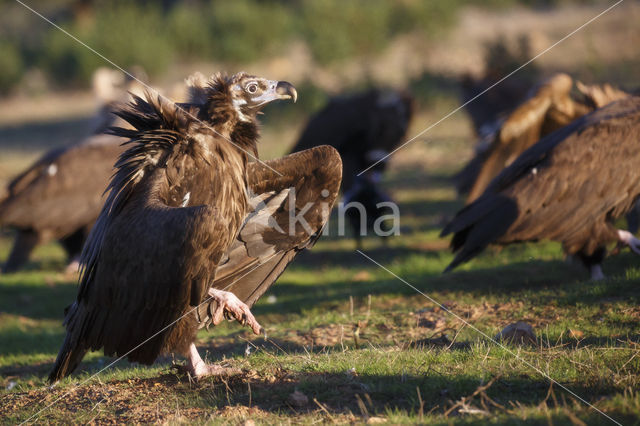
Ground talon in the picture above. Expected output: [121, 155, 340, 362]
[207, 288, 262, 334]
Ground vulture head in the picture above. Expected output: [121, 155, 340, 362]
[203, 72, 297, 125]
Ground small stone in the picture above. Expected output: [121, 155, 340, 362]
[495, 321, 537, 345]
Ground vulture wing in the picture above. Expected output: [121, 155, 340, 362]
[442, 96, 640, 271]
[199, 146, 342, 323]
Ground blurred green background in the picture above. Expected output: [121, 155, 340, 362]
[0, 0, 621, 95]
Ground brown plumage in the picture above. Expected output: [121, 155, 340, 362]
[441, 96, 640, 278]
[49, 72, 341, 382]
[0, 68, 146, 273]
[0, 139, 127, 273]
[289, 89, 413, 245]
[462, 74, 629, 203]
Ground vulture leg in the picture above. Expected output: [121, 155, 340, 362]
[617, 229, 640, 255]
[576, 247, 607, 281]
[185, 289, 261, 378]
[186, 343, 240, 378]
[65, 258, 81, 275]
[590, 264, 605, 281]
[59, 227, 88, 273]
[3, 229, 40, 273]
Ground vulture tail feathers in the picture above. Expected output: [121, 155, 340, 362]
[443, 195, 519, 272]
[48, 302, 89, 383]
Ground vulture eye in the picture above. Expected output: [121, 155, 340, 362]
[246, 83, 258, 94]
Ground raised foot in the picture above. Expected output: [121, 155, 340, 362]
[207, 288, 262, 335]
[617, 229, 640, 255]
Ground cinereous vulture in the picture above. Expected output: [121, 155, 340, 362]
[0, 68, 145, 273]
[441, 96, 640, 280]
[49, 72, 342, 382]
[289, 89, 413, 246]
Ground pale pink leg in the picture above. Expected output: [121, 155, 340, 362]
[207, 288, 262, 334]
[617, 229, 640, 255]
[65, 256, 81, 274]
[590, 264, 605, 281]
[186, 343, 240, 378]
[180, 289, 262, 379]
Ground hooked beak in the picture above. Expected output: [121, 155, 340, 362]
[275, 81, 297, 103]
[248, 80, 297, 111]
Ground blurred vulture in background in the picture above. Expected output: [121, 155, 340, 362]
[441, 96, 640, 280]
[50, 72, 342, 382]
[0, 68, 146, 273]
[462, 73, 629, 203]
[289, 88, 414, 246]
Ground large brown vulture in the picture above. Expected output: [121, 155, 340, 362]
[441, 96, 640, 279]
[459, 73, 629, 203]
[49, 72, 342, 382]
[0, 69, 144, 273]
[289, 89, 413, 246]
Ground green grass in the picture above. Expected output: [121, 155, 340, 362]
[1, 150, 640, 424]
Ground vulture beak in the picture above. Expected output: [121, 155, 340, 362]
[249, 81, 297, 109]
[275, 81, 297, 103]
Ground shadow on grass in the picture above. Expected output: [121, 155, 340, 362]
[13, 362, 628, 424]
[0, 278, 75, 321]
[0, 327, 64, 358]
[257, 249, 640, 317]
[7, 366, 637, 425]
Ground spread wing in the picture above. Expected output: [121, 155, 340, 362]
[198, 146, 342, 325]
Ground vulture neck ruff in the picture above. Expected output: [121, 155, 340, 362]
[206, 75, 260, 158]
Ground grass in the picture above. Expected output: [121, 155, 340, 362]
[1, 133, 640, 424]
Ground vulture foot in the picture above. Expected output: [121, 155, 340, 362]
[617, 229, 640, 255]
[590, 264, 605, 281]
[180, 343, 242, 379]
[207, 288, 262, 335]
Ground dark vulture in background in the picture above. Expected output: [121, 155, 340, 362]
[463, 74, 629, 203]
[289, 89, 413, 246]
[0, 69, 145, 273]
[441, 96, 640, 280]
[0, 139, 129, 273]
[49, 72, 342, 382]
